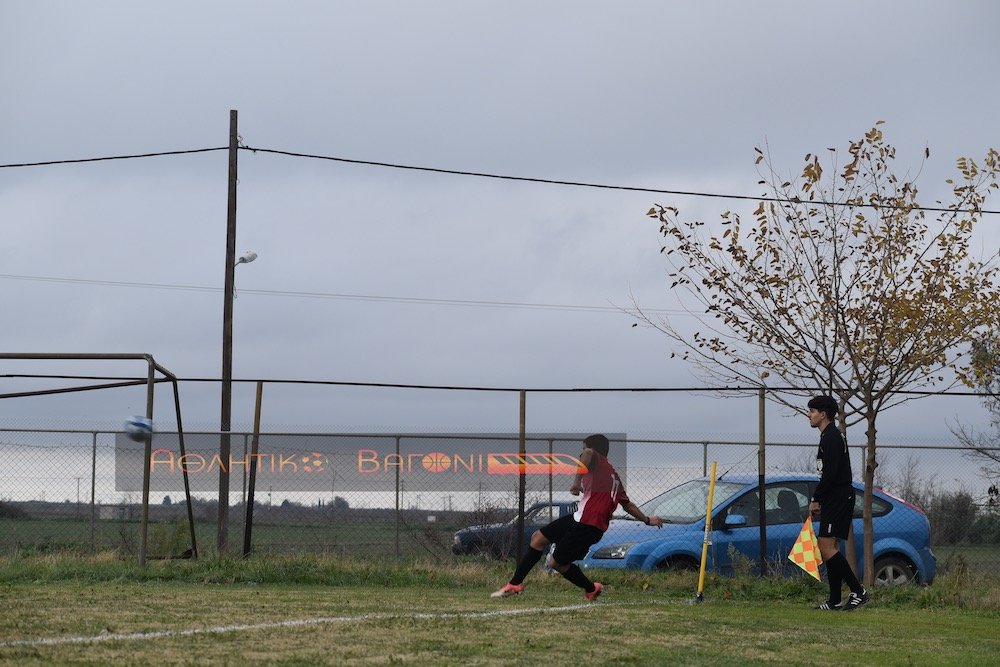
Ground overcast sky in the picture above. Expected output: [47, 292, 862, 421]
[2, 1, 999, 451]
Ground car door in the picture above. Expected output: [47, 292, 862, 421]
[714, 482, 812, 572]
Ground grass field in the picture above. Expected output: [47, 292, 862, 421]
[1, 554, 999, 665]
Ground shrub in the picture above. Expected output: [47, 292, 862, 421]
[0, 501, 29, 519]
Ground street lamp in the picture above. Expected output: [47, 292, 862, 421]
[233, 252, 257, 299]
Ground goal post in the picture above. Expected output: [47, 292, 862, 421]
[0, 352, 197, 565]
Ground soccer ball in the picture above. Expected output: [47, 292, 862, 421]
[124, 415, 153, 442]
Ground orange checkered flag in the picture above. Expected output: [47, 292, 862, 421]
[788, 517, 823, 581]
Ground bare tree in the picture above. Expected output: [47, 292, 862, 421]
[641, 124, 1000, 584]
[881, 453, 939, 510]
[952, 336, 1000, 482]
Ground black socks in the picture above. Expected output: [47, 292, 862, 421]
[560, 564, 595, 592]
[825, 551, 863, 600]
[510, 547, 545, 585]
[510, 547, 595, 593]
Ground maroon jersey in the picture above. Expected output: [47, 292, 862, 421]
[573, 451, 629, 531]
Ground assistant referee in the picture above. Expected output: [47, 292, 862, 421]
[807, 395, 869, 611]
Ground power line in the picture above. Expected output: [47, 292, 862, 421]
[239, 145, 1000, 216]
[0, 273, 682, 316]
[1, 144, 996, 215]
[0, 147, 228, 168]
[1, 374, 992, 397]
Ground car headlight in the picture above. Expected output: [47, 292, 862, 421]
[591, 542, 637, 559]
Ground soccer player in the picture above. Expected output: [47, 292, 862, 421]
[807, 395, 870, 611]
[491, 433, 663, 600]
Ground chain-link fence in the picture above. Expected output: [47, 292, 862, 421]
[2, 426, 997, 581]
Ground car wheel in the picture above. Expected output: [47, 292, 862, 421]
[657, 556, 699, 572]
[873, 556, 916, 586]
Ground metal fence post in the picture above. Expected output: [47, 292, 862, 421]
[515, 390, 527, 558]
[395, 436, 401, 558]
[90, 431, 97, 552]
[242, 433, 248, 507]
[757, 386, 767, 576]
[242, 381, 263, 558]
[547, 438, 554, 519]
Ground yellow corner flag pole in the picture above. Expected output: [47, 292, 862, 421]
[695, 460, 718, 603]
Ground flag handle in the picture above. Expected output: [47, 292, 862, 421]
[695, 460, 718, 603]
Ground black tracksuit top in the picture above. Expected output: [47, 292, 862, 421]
[812, 423, 853, 502]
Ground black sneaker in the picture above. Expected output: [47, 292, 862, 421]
[814, 600, 842, 611]
[842, 589, 870, 611]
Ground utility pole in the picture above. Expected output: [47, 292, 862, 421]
[219, 109, 239, 553]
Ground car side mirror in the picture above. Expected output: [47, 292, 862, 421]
[724, 514, 748, 528]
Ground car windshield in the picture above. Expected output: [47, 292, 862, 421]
[522, 504, 565, 524]
[637, 479, 747, 523]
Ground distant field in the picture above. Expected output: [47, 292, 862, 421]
[0, 516, 463, 560]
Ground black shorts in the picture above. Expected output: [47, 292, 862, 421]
[539, 514, 604, 565]
[817, 486, 856, 540]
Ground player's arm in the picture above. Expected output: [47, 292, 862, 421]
[810, 430, 842, 513]
[810, 437, 828, 516]
[620, 500, 663, 528]
[569, 448, 593, 496]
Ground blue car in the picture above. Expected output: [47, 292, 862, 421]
[579, 473, 935, 585]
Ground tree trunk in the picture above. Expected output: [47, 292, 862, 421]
[836, 398, 859, 576]
[863, 408, 877, 587]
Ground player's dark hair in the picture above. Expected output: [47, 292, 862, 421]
[807, 395, 838, 421]
[583, 433, 610, 457]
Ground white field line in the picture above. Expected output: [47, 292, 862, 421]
[0, 602, 606, 649]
